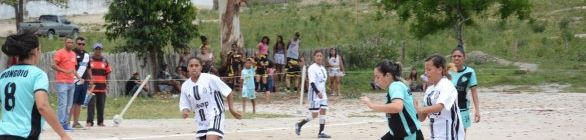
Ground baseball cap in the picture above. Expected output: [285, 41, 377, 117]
[93, 42, 104, 49]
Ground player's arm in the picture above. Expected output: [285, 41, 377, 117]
[471, 87, 480, 122]
[179, 89, 191, 119]
[35, 90, 71, 140]
[417, 103, 444, 114]
[226, 93, 242, 119]
[360, 96, 404, 113]
[51, 64, 72, 74]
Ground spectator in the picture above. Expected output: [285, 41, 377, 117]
[157, 64, 176, 93]
[287, 32, 300, 61]
[198, 36, 215, 74]
[273, 35, 287, 81]
[125, 72, 150, 97]
[51, 37, 82, 131]
[255, 52, 270, 92]
[71, 37, 92, 129]
[258, 36, 270, 56]
[327, 48, 345, 96]
[226, 42, 244, 90]
[406, 68, 420, 92]
[87, 43, 112, 127]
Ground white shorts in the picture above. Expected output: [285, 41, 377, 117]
[308, 99, 328, 112]
[329, 68, 344, 77]
[196, 114, 225, 138]
[274, 54, 286, 65]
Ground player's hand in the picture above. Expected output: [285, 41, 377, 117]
[230, 109, 243, 120]
[474, 112, 481, 123]
[60, 135, 72, 140]
[359, 96, 371, 107]
[79, 79, 85, 83]
[317, 93, 323, 99]
[182, 110, 190, 119]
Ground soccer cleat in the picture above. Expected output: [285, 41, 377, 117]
[318, 133, 331, 139]
[295, 123, 301, 135]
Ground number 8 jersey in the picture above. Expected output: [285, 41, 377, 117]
[0, 64, 49, 139]
[179, 73, 232, 122]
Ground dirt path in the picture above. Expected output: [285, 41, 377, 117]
[40, 86, 586, 140]
[469, 51, 538, 72]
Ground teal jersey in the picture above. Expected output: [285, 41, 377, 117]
[449, 66, 478, 111]
[386, 81, 421, 140]
[241, 67, 256, 90]
[0, 64, 49, 139]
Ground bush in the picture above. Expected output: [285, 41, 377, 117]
[342, 38, 399, 69]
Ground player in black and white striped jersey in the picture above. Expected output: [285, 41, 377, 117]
[179, 57, 243, 140]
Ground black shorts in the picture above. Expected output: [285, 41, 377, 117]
[0, 135, 27, 140]
[73, 83, 89, 105]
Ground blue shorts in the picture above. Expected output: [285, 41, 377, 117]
[242, 89, 256, 99]
[73, 83, 88, 105]
[460, 110, 471, 129]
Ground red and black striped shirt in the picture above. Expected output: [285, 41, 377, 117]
[90, 57, 111, 94]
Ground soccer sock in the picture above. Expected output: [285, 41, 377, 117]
[319, 115, 326, 134]
[298, 114, 313, 127]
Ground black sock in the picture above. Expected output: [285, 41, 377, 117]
[319, 124, 325, 134]
[298, 119, 309, 128]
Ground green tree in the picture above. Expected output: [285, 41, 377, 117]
[104, 0, 198, 82]
[377, 0, 532, 49]
[0, 0, 67, 32]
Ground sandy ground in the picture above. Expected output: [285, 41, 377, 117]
[39, 85, 586, 140]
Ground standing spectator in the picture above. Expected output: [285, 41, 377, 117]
[199, 36, 215, 74]
[287, 32, 301, 61]
[255, 52, 270, 92]
[327, 48, 345, 96]
[52, 37, 82, 131]
[258, 36, 270, 56]
[273, 35, 287, 81]
[87, 43, 112, 127]
[406, 68, 419, 92]
[71, 37, 92, 129]
[226, 42, 244, 90]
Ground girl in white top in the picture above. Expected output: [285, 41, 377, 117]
[418, 54, 465, 140]
[327, 48, 345, 96]
[180, 57, 242, 140]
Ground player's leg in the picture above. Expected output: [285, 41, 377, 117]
[206, 114, 225, 140]
[296, 101, 320, 135]
[251, 99, 256, 114]
[335, 76, 342, 96]
[96, 94, 106, 126]
[317, 100, 331, 138]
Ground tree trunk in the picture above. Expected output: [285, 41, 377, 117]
[13, 0, 24, 33]
[149, 48, 160, 92]
[219, 0, 245, 64]
[455, 19, 464, 49]
[213, 0, 219, 10]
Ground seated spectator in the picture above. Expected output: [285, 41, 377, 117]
[157, 64, 179, 93]
[125, 72, 150, 97]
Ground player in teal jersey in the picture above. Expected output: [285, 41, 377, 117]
[0, 33, 71, 140]
[360, 60, 423, 140]
[449, 47, 480, 132]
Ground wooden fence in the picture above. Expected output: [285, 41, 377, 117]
[0, 47, 345, 97]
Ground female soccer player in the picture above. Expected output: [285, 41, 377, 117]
[360, 60, 423, 140]
[295, 50, 331, 139]
[418, 54, 465, 140]
[179, 57, 242, 140]
[0, 33, 71, 140]
[449, 47, 480, 132]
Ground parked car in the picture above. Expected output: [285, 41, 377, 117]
[18, 15, 80, 39]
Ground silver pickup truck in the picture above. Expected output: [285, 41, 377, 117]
[19, 15, 80, 39]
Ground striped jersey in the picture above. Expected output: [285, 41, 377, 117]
[179, 73, 232, 122]
[449, 66, 478, 111]
[423, 77, 464, 140]
[89, 56, 111, 94]
[307, 63, 327, 101]
[0, 64, 48, 139]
